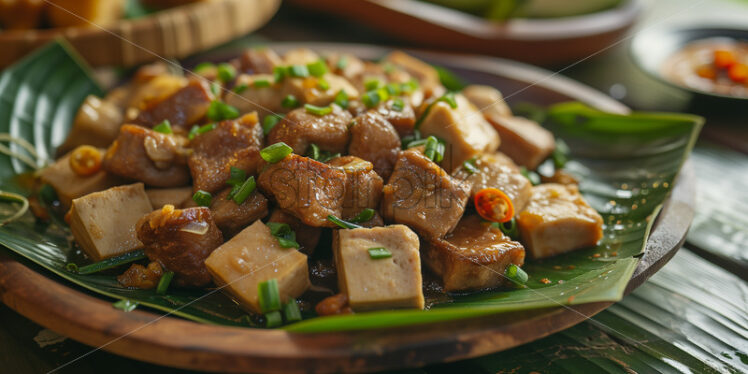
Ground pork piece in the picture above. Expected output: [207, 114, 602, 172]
[419, 93, 500, 170]
[69, 183, 153, 261]
[267, 104, 352, 155]
[348, 97, 417, 137]
[383, 51, 445, 99]
[332, 225, 424, 311]
[382, 149, 470, 239]
[40, 150, 123, 208]
[118, 262, 163, 289]
[137, 205, 223, 287]
[326, 52, 366, 82]
[56, 95, 123, 157]
[348, 111, 401, 180]
[145, 186, 193, 209]
[452, 152, 533, 213]
[258, 154, 347, 227]
[267, 209, 321, 255]
[284, 74, 359, 107]
[210, 188, 269, 237]
[239, 48, 282, 74]
[518, 184, 603, 259]
[462, 85, 513, 120]
[486, 115, 555, 170]
[204, 221, 310, 314]
[424, 215, 525, 292]
[541, 170, 579, 185]
[188, 112, 264, 193]
[103, 125, 190, 187]
[133, 79, 214, 131]
[327, 156, 384, 220]
[126, 75, 187, 116]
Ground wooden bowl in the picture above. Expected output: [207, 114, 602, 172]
[0, 43, 695, 374]
[0, 0, 280, 69]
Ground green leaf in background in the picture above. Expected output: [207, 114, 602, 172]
[0, 40, 702, 333]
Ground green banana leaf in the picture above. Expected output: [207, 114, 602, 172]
[0, 41, 702, 332]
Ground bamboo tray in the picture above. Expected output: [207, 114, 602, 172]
[0, 0, 280, 68]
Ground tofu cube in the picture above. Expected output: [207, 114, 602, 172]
[40, 149, 124, 208]
[69, 183, 153, 261]
[461, 85, 512, 121]
[204, 221, 310, 314]
[518, 184, 604, 259]
[486, 115, 555, 170]
[333, 225, 424, 311]
[56, 95, 123, 157]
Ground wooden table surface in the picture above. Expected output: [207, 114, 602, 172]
[2, 0, 747, 373]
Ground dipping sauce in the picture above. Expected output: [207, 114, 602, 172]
[661, 38, 748, 98]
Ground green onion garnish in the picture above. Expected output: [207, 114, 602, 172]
[440, 92, 458, 109]
[266, 222, 300, 249]
[463, 157, 479, 174]
[368, 247, 392, 259]
[273, 66, 287, 82]
[336, 56, 348, 70]
[505, 264, 528, 286]
[307, 60, 328, 77]
[406, 138, 428, 148]
[334, 90, 349, 109]
[194, 62, 214, 74]
[217, 63, 237, 83]
[327, 215, 363, 229]
[188, 125, 199, 140]
[401, 130, 421, 149]
[283, 299, 302, 322]
[552, 139, 570, 169]
[189, 123, 218, 140]
[156, 271, 174, 295]
[207, 101, 239, 121]
[233, 83, 249, 94]
[423, 136, 444, 162]
[153, 120, 173, 134]
[307, 143, 321, 160]
[362, 90, 383, 108]
[262, 114, 283, 135]
[401, 79, 419, 94]
[289, 64, 309, 78]
[192, 190, 212, 207]
[232, 176, 256, 205]
[520, 166, 541, 186]
[382, 62, 395, 73]
[385, 83, 401, 96]
[253, 79, 271, 88]
[497, 217, 519, 240]
[67, 250, 146, 275]
[364, 78, 381, 91]
[265, 310, 283, 328]
[391, 98, 404, 112]
[227, 166, 246, 186]
[258, 279, 281, 313]
[113, 299, 138, 312]
[349, 208, 375, 223]
[210, 81, 221, 97]
[260, 142, 293, 163]
[304, 104, 332, 116]
[281, 94, 300, 108]
[317, 78, 330, 91]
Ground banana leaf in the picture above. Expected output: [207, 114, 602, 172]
[0, 41, 703, 332]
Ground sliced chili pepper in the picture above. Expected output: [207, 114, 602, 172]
[474, 188, 514, 223]
[714, 49, 737, 69]
[69, 145, 102, 177]
[728, 63, 748, 83]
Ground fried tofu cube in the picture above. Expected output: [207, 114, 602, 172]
[418, 93, 500, 170]
[452, 152, 533, 212]
[56, 95, 123, 157]
[40, 149, 123, 208]
[462, 85, 512, 121]
[424, 215, 525, 292]
[333, 225, 424, 311]
[68, 183, 152, 261]
[518, 184, 604, 259]
[382, 149, 470, 239]
[204, 221, 310, 314]
[486, 115, 555, 170]
[145, 186, 193, 209]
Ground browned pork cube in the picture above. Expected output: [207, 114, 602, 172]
[518, 184, 603, 259]
[103, 125, 190, 187]
[239, 48, 282, 74]
[382, 149, 470, 239]
[424, 215, 525, 292]
[383, 51, 444, 99]
[56, 95, 123, 156]
[267, 209, 321, 255]
[68, 183, 153, 261]
[137, 205, 223, 287]
[258, 154, 346, 227]
[133, 79, 214, 131]
[326, 53, 366, 82]
[267, 105, 352, 155]
[348, 112, 401, 180]
[328, 156, 384, 220]
[188, 113, 264, 193]
[418, 93, 500, 170]
[40, 150, 124, 208]
[462, 85, 512, 120]
[452, 152, 533, 213]
[204, 221, 310, 314]
[486, 115, 555, 170]
[210, 188, 269, 237]
[333, 225, 424, 311]
[373, 99, 417, 138]
[145, 186, 193, 209]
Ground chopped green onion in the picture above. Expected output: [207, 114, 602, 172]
[349, 208, 375, 223]
[210, 81, 221, 97]
[217, 63, 237, 83]
[498, 218, 519, 240]
[401, 79, 419, 94]
[552, 139, 570, 169]
[233, 83, 249, 94]
[262, 114, 283, 135]
[327, 215, 363, 229]
[423, 136, 443, 162]
[439, 92, 458, 109]
[391, 98, 404, 112]
[406, 138, 428, 149]
[382, 62, 396, 74]
[189, 122, 218, 140]
[307, 143, 321, 160]
[319, 152, 340, 163]
[401, 130, 421, 149]
[463, 157, 479, 174]
[385, 83, 401, 96]
[288, 64, 309, 78]
[304, 104, 332, 116]
[207, 101, 239, 121]
[260, 142, 293, 163]
[273, 66, 287, 82]
[336, 56, 348, 70]
[152, 120, 172, 134]
[520, 166, 541, 186]
[281, 94, 300, 108]
[334, 90, 349, 109]
[317, 78, 330, 91]
[253, 79, 271, 88]
[68, 250, 147, 275]
[113, 299, 138, 312]
[364, 78, 381, 91]
[505, 264, 528, 286]
[194, 62, 215, 73]
[232, 176, 256, 205]
[266, 222, 300, 249]
[258, 279, 281, 313]
[192, 190, 212, 207]
[227, 166, 246, 186]
[362, 90, 384, 108]
[283, 299, 302, 322]
[188, 125, 199, 140]
[156, 271, 174, 295]
[265, 310, 283, 328]
[368, 247, 392, 259]
[307, 60, 328, 77]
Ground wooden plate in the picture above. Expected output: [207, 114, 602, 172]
[0, 43, 695, 373]
[287, 0, 642, 65]
[0, 0, 280, 69]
